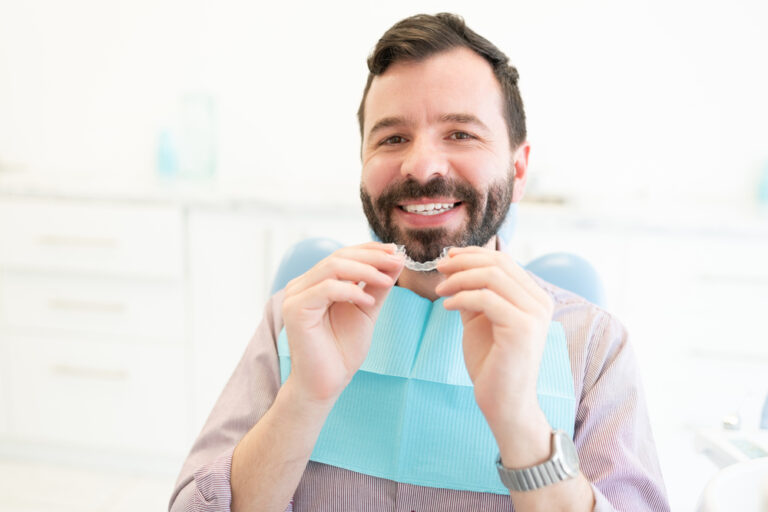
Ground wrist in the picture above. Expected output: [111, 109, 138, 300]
[474, 366, 539, 423]
[491, 404, 553, 469]
[478, 385, 539, 432]
[281, 375, 340, 419]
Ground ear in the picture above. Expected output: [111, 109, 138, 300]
[511, 142, 530, 203]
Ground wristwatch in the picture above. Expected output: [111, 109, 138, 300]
[496, 430, 580, 491]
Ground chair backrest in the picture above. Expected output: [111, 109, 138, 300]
[525, 252, 606, 307]
[270, 237, 606, 308]
[270, 237, 344, 295]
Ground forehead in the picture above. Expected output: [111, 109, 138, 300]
[363, 47, 506, 136]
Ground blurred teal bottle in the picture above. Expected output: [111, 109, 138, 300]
[177, 92, 217, 179]
[156, 129, 178, 178]
[155, 92, 217, 180]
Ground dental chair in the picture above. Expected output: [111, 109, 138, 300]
[269, 204, 607, 308]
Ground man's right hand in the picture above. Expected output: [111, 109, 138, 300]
[281, 241, 405, 405]
[230, 242, 403, 512]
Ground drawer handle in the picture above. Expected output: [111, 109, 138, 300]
[50, 364, 129, 381]
[37, 234, 118, 249]
[47, 298, 126, 314]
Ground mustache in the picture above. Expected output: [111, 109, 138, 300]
[359, 172, 514, 263]
[374, 177, 479, 211]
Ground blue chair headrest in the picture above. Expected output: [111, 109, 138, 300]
[525, 252, 606, 307]
[270, 237, 344, 295]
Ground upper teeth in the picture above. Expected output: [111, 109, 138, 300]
[402, 203, 456, 215]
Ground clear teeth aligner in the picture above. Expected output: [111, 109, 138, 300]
[396, 245, 452, 272]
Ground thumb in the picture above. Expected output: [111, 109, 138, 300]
[360, 257, 404, 309]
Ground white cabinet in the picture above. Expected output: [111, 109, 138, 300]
[0, 272, 184, 341]
[6, 333, 187, 455]
[0, 197, 183, 278]
[0, 196, 189, 469]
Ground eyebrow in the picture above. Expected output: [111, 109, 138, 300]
[367, 112, 491, 141]
[367, 116, 409, 140]
[438, 113, 490, 132]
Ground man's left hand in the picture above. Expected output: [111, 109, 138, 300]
[435, 246, 554, 447]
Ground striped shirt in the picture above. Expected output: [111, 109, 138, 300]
[169, 274, 669, 512]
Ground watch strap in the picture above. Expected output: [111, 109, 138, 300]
[495, 430, 579, 492]
[496, 455, 573, 491]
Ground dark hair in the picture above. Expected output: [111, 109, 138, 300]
[357, 13, 526, 150]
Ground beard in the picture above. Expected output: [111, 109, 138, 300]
[360, 172, 514, 263]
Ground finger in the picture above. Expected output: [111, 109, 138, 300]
[350, 241, 400, 253]
[333, 242, 401, 261]
[287, 278, 376, 314]
[286, 252, 401, 295]
[334, 246, 406, 277]
[442, 288, 521, 327]
[287, 259, 393, 295]
[318, 244, 405, 288]
[435, 266, 544, 314]
[363, 255, 405, 304]
[447, 245, 485, 255]
[438, 251, 548, 304]
[440, 249, 514, 277]
[445, 245, 493, 259]
[285, 242, 400, 289]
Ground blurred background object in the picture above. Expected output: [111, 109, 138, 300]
[695, 458, 768, 512]
[0, 0, 767, 510]
[156, 92, 217, 180]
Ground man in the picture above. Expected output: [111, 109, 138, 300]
[170, 13, 669, 512]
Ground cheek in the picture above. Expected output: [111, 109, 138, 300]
[361, 155, 399, 197]
[453, 153, 504, 189]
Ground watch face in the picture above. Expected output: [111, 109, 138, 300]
[555, 431, 580, 476]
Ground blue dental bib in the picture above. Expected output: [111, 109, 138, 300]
[277, 286, 575, 495]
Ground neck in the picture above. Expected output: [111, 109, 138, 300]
[396, 236, 499, 301]
[397, 268, 445, 301]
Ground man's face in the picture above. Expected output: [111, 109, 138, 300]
[360, 47, 525, 263]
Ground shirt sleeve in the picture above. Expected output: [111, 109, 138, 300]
[168, 292, 294, 512]
[575, 310, 670, 512]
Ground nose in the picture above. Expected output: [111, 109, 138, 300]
[399, 136, 449, 182]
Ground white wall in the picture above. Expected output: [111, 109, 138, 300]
[1, 0, 767, 207]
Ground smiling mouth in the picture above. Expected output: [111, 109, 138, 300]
[398, 202, 461, 216]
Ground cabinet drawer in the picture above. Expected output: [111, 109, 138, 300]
[7, 334, 189, 455]
[0, 198, 183, 278]
[0, 271, 184, 341]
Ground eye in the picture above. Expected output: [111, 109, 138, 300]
[449, 131, 474, 140]
[381, 135, 407, 145]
